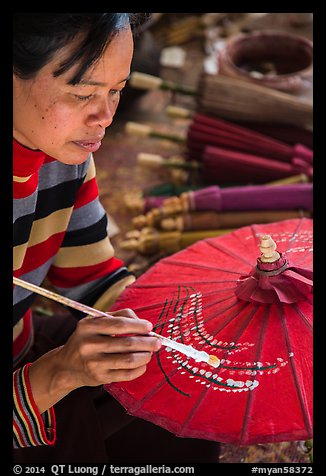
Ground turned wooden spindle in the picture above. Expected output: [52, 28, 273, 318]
[126, 121, 186, 143]
[124, 191, 145, 214]
[259, 235, 280, 263]
[132, 208, 163, 229]
[165, 105, 193, 119]
[129, 71, 197, 95]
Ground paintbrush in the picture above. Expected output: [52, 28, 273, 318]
[13, 277, 220, 368]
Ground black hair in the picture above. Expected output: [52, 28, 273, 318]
[13, 13, 150, 84]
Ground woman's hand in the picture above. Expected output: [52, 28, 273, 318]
[28, 309, 161, 414]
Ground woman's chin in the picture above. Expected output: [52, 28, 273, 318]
[51, 144, 92, 164]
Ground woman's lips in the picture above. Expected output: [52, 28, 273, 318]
[73, 140, 102, 152]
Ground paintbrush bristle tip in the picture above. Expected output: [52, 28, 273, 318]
[208, 355, 221, 368]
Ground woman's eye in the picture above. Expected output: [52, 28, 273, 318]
[109, 89, 122, 97]
[74, 94, 93, 101]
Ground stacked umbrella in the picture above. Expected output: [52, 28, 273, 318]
[165, 107, 313, 185]
[128, 71, 313, 185]
[121, 182, 312, 256]
[161, 183, 313, 215]
[126, 115, 313, 186]
[124, 72, 313, 257]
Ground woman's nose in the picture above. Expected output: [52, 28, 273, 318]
[86, 97, 118, 128]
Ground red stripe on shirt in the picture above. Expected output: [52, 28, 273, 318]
[13, 311, 32, 359]
[48, 256, 124, 288]
[13, 174, 39, 199]
[14, 232, 66, 276]
[13, 417, 28, 447]
[44, 156, 57, 164]
[74, 177, 98, 209]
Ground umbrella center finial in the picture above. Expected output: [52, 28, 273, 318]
[259, 235, 280, 263]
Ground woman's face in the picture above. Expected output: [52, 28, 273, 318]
[13, 27, 134, 164]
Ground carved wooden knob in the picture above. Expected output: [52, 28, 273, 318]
[259, 235, 280, 263]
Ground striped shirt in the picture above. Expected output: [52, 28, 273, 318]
[13, 139, 135, 448]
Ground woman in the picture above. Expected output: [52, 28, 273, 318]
[13, 13, 221, 463]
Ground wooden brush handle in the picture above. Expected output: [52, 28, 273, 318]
[13, 277, 112, 318]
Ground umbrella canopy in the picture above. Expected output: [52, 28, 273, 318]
[105, 217, 313, 445]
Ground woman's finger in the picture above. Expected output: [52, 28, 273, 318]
[78, 352, 153, 386]
[86, 351, 152, 374]
[105, 365, 149, 384]
[77, 315, 153, 336]
[78, 335, 161, 356]
[109, 308, 139, 320]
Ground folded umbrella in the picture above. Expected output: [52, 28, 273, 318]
[161, 183, 313, 215]
[125, 184, 204, 216]
[136, 149, 312, 192]
[160, 210, 311, 232]
[145, 183, 203, 198]
[186, 113, 313, 164]
[202, 145, 312, 184]
[120, 227, 234, 256]
[126, 120, 313, 185]
[124, 190, 168, 215]
[105, 217, 313, 445]
[238, 122, 313, 149]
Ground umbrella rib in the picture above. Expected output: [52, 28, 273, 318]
[193, 298, 251, 351]
[278, 303, 313, 435]
[131, 280, 240, 289]
[124, 287, 237, 314]
[239, 304, 270, 445]
[199, 298, 248, 330]
[129, 356, 188, 410]
[161, 259, 244, 275]
[215, 302, 259, 355]
[204, 239, 254, 267]
[293, 304, 313, 331]
[291, 217, 308, 239]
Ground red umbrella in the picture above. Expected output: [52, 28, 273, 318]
[187, 113, 313, 164]
[201, 145, 312, 184]
[104, 217, 313, 445]
[237, 122, 313, 149]
[162, 184, 313, 215]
